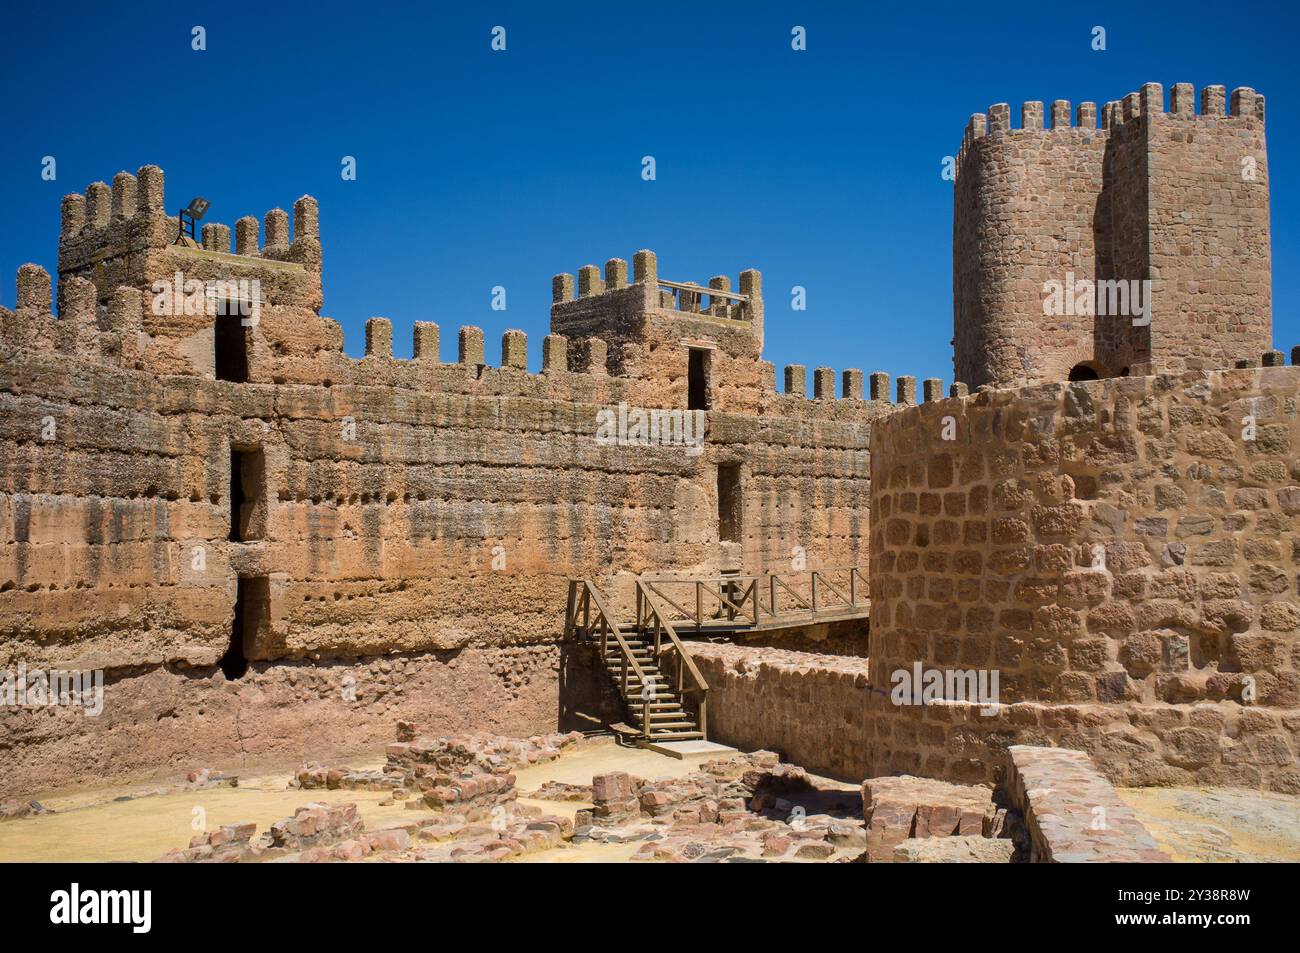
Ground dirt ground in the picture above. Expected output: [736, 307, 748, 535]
[6, 740, 1297, 863]
[1117, 786, 1300, 863]
[0, 738, 746, 863]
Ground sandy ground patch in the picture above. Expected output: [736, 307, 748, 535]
[1118, 786, 1300, 863]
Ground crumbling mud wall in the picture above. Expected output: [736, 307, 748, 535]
[867, 364, 1300, 792]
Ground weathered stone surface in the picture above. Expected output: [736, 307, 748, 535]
[868, 368, 1300, 792]
[1006, 746, 1170, 862]
[862, 775, 995, 861]
[892, 835, 1015, 863]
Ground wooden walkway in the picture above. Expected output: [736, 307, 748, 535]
[634, 567, 869, 637]
[564, 568, 868, 744]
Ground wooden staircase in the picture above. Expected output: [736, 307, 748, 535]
[596, 632, 704, 741]
[566, 579, 709, 743]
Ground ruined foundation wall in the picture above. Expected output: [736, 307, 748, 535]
[867, 365, 1300, 793]
[0, 644, 594, 797]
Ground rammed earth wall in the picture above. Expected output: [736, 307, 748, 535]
[0, 165, 905, 792]
[867, 366, 1300, 793]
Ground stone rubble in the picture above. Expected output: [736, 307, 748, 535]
[0, 798, 48, 821]
[146, 732, 1188, 864]
[518, 780, 592, 801]
[185, 768, 239, 790]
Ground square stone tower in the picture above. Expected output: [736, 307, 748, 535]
[55, 165, 330, 382]
[550, 250, 765, 411]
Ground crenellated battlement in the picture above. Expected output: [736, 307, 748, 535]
[551, 249, 762, 324]
[961, 83, 1262, 145]
[957, 83, 1265, 172]
[28, 175, 870, 416]
[57, 165, 324, 320]
[0, 266, 902, 431]
[775, 364, 970, 409]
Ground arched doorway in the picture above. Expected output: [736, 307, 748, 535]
[1068, 362, 1102, 382]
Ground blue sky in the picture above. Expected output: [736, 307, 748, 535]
[1, 0, 1295, 385]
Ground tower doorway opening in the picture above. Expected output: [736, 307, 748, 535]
[1068, 362, 1102, 382]
[214, 313, 249, 382]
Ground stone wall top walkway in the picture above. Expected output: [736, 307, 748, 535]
[1006, 745, 1170, 862]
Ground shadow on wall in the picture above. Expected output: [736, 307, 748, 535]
[558, 643, 625, 733]
[1091, 121, 1150, 379]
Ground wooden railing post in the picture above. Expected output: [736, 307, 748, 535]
[812, 572, 819, 611]
[849, 568, 857, 606]
[695, 582, 702, 631]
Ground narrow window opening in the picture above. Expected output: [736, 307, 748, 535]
[219, 575, 269, 681]
[214, 311, 249, 382]
[717, 463, 742, 543]
[688, 348, 711, 411]
[229, 446, 267, 542]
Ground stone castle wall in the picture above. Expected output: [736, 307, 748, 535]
[0, 166, 939, 792]
[1, 97, 1289, 799]
[954, 83, 1270, 389]
[867, 364, 1300, 792]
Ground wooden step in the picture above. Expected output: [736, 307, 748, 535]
[632, 715, 695, 726]
[608, 671, 667, 680]
[636, 711, 694, 722]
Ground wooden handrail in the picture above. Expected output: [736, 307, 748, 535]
[637, 583, 710, 694]
[633, 566, 868, 628]
[636, 581, 709, 738]
[567, 579, 654, 739]
[656, 279, 750, 303]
